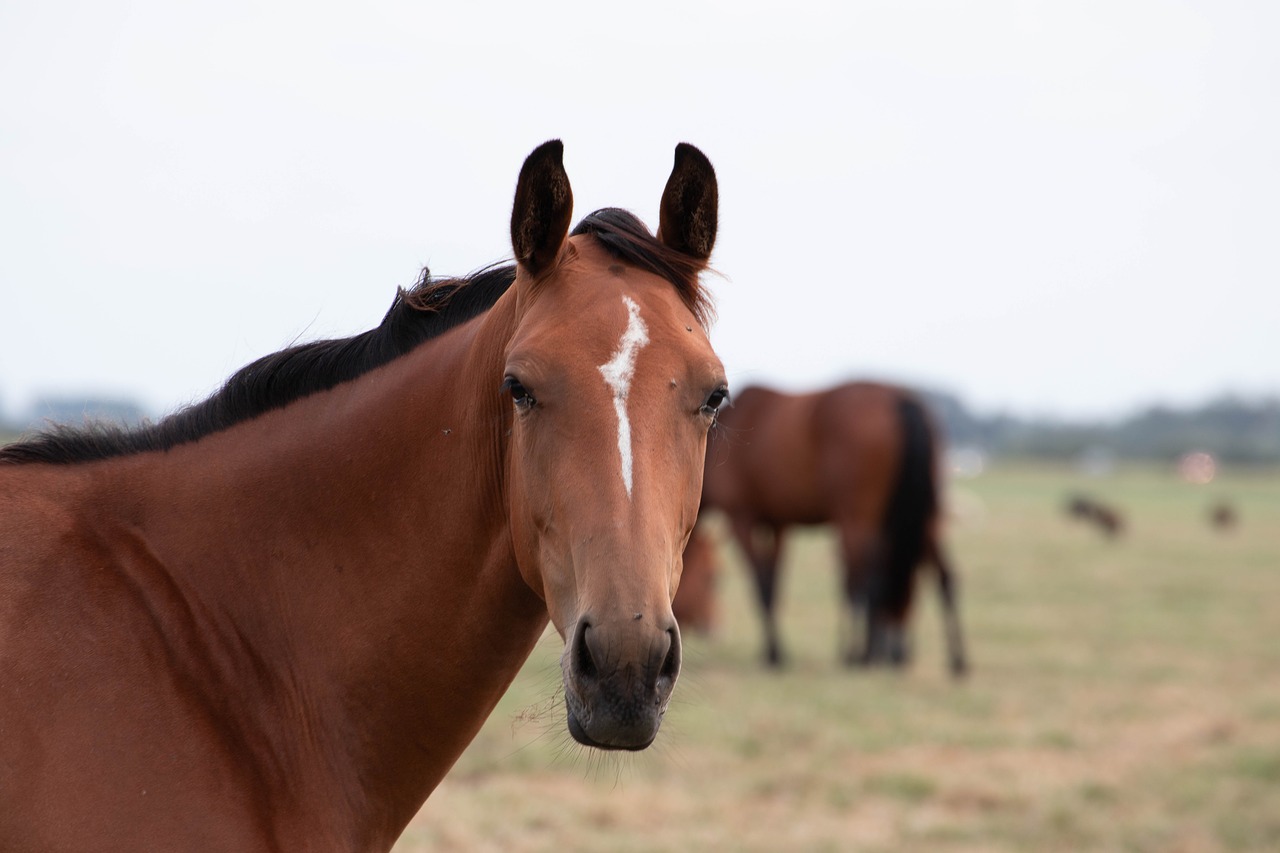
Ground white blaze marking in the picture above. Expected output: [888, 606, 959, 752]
[598, 295, 649, 498]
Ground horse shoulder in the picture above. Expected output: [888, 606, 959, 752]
[0, 467, 322, 848]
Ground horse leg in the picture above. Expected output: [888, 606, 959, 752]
[837, 524, 884, 667]
[880, 618, 910, 668]
[836, 570, 866, 668]
[930, 537, 969, 678]
[730, 516, 785, 667]
[860, 543, 914, 669]
[877, 580, 912, 669]
[863, 552, 907, 669]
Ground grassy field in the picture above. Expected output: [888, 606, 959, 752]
[395, 464, 1280, 852]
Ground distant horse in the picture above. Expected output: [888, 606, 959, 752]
[1209, 500, 1238, 531]
[1066, 494, 1125, 538]
[696, 382, 968, 675]
[0, 141, 726, 850]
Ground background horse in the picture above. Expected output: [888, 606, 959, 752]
[1209, 499, 1238, 532]
[1065, 494, 1126, 538]
[693, 382, 968, 676]
[0, 141, 724, 851]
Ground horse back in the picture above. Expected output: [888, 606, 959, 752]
[811, 383, 909, 524]
[706, 386, 828, 522]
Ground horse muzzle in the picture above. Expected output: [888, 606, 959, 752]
[562, 614, 681, 750]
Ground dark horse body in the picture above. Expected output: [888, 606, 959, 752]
[1066, 494, 1125, 537]
[697, 382, 967, 674]
[0, 142, 726, 850]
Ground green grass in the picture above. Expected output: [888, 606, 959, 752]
[395, 463, 1280, 852]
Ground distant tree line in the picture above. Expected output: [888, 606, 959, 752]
[923, 392, 1280, 465]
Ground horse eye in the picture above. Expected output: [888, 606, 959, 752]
[501, 375, 536, 411]
[701, 386, 729, 418]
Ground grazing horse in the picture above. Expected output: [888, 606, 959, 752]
[0, 141, 726, 851]
[1209, 499, 1238, 532]
[1066, 494, 1125, 538]
[696, 382, 968, 675]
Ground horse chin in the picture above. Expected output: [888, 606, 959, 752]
[564, 692, 662, 752]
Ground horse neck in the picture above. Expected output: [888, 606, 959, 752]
[122, 290, 547, 844]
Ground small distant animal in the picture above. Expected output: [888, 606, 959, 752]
[1066, 494, 1125, 538]
[1209, 500, 1238, 531]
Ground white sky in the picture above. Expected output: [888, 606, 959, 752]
[2, 0, 1277, 421]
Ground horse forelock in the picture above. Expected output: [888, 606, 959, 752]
[570, 208, 715, 329]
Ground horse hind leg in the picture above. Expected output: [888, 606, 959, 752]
[864, 560, 913, 670]
[837, 573, 867, 668]
[931, 539, 969, 678]
[731, 516, 786, 667]
[876, 614, 911, 668]
[837, 524, 884, 668]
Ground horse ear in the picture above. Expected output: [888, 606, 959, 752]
[657, 143, 718, 261]
[511, 140, 573, 276]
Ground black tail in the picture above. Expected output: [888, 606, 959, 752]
[875, 394, 937, 619]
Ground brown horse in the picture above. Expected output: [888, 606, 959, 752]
[0, 141, 726, 851]
[696, 382, 968, 675]
[1065, 494, 1126, 538]
[1209, 499, 1238, 532]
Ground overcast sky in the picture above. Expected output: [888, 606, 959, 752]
[2, 0, 1277, 422]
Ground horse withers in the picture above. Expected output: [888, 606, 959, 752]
[692, 382, 968, 676]
[0, 142, 725, 851]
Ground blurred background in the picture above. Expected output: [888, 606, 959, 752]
[3, 1, 1277, 433]
[3, 1, 1277, 850]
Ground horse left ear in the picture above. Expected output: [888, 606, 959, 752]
[658, 143, 718, 261]
[511, 140, 574, 277]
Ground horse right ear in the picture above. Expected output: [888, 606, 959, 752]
[510, 140, 574, 277]
[657, 143, 718, 261]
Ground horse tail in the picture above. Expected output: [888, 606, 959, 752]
[876, 393, 937, 619]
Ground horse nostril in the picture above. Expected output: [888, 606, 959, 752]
[659, 626, 681, 681]
[573, 618, 599, 681]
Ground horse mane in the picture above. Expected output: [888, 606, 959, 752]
[0, 208, 713, 466]
[0, 264, 517, 466]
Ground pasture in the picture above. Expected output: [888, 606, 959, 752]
[397, 464, 1280, 852]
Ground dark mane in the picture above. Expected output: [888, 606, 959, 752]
[1, 208, 714, 467]
[571, 207, 715, 328]
[0, 265, 517, 466]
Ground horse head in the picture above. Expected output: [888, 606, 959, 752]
[502, 141, 726, 750]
